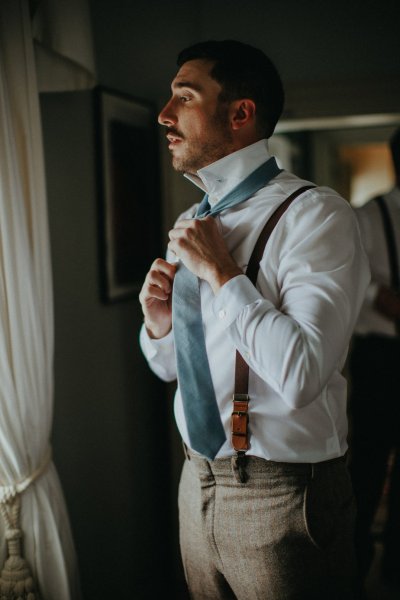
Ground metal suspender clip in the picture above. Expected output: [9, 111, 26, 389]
[231, 393, 250, 483]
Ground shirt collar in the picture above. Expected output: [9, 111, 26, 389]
[184, 139, 272, 207]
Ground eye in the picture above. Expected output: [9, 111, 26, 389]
[180, 95, 190, 102]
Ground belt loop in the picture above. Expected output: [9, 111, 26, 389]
[311, 463, 315, 480]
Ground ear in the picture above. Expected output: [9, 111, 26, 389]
[230, 99, 256, 130]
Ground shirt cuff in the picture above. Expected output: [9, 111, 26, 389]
[139, 324, 174, 360]
[212, 274, 265, 328]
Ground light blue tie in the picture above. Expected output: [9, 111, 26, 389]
[173, 157, 282, 459]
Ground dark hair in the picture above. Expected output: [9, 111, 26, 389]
[389, 126, 400, 179]
[177, 40, 284, 138]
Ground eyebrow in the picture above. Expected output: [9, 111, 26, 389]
[172, 80, 203, 93]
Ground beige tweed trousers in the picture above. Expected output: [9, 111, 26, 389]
[178, 449, 357, 600]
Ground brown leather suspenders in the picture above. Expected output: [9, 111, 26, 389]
[231, 185, 316, 454]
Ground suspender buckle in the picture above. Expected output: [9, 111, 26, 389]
[232, 393, 250, 402]
[231, 394, 250, 452]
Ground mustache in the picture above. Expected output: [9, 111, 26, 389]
[166, 127, 184, 139]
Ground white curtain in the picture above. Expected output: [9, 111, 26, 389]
[0, 1, 82, 598]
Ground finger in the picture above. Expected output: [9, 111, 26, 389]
[168, 234, 193, 256]
[146, 284, 170, 301]
[168, 227, 186, 242]
[168, 221, 190, 238]
[169, 217, 207, 241]
[172, 218, 193, 229]
[169, 218, 204, 239]
[139, 277, 170, 305]
[147, 268, 174, 293]
[150, 257, 177, 278]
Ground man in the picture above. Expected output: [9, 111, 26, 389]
[139, 40, 370, 599]
[348, 126, 400, 595]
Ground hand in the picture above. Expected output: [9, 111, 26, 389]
[139, 258, 177, 339]
[167, 216, 242, 293]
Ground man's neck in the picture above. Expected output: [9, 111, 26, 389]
[183, 139, 271, 200]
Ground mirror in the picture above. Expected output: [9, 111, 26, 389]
[270, 113, 400, 206]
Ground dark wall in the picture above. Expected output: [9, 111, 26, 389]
[90, 0, 400, 113]
[40, 91, 176, 599]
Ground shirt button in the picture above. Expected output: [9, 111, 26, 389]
[218, 309, 226, 319]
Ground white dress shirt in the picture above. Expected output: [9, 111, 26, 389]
[353, 186, 400, 338]
[140, 139, 370, 462]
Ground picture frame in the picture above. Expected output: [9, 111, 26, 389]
[95, 86, 161, 303]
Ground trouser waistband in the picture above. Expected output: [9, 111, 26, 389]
[182, 442, 346, 484]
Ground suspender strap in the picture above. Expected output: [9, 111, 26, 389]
[375, 195, 400, 336]
[231, 185, 316, 453]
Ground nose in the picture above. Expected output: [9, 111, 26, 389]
[158, 97, 176, 126]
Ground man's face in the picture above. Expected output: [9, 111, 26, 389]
[158, 59, 235, 173]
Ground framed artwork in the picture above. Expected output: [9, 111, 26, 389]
[95, 86, 161, 303]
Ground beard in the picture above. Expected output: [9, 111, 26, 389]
[171, 105, 234, 174]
